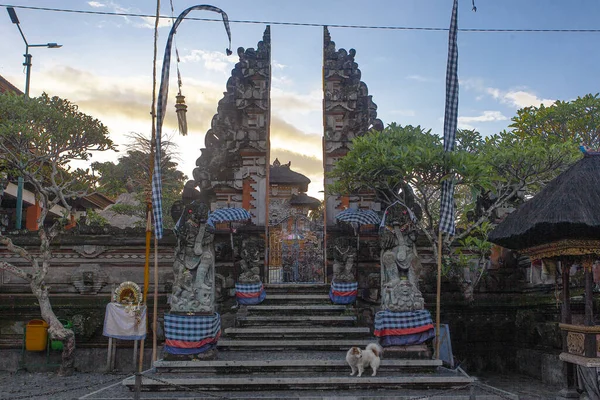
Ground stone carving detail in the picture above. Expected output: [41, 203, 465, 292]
[171, 201, 216, 313]
[323, 27, 383, 224]
[70, 264, 108, 295]
[72, 245, 107, 258]
[380, 220, 424, 312]
[191, 27, 271, 224]
[567, 332, 585, 355]
[331, 238, 357, 283]
[237, 239, 262, 283]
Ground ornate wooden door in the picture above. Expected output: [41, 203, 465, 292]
[268, 215, 324, 283]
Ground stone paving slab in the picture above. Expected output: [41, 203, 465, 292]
[246, 305, 348, 311]
[217, 339, 373, 349]
[225, 327, 370, 334]
[265, 294, 330, 300]
[121, 373, 475, 391]
[153, 358, 443, 373]
[238, 315, 356, 321]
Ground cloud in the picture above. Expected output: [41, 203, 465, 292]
[458, 111, 508, 130]
[88, 1, 106, 7]
[501, 91, 556, 108]
[461, 78, 556, 109]
[271, 87, 321, 114]
[270, 117, 322, 159]
[272, 60, 287, 70]
[17, 65, 326, 194]
[272, 75, 293, 86]
[180, 50, 236, 73]
[406, 75, 435, 83]
[136, 16, 173, 29]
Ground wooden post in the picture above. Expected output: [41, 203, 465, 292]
[152, 237, 159, 362]
[435, 230, 443, 359]
[584, 260, 596, 358]
[560, 260, 576, 392]
[133, 340, 138, 368]
[106, 337, 113, 371]
[110, 338, 117, 371]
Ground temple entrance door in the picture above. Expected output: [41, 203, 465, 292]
[268, 215, 324, 283]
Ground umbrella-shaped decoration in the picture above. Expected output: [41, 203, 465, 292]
[207, 208, 252, 256]
[335, 208, 381, 249]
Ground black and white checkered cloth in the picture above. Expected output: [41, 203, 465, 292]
[374, 309, 433, 332]
[152, 5, 232, 239]
[439, 0, 459, 236]
[164, 312, 221, 342]
[335, 209, 381, 226]
[206, 208, 251, 227]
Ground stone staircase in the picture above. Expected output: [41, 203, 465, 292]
[121, 283, 492, 398]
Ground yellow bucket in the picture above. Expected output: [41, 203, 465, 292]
[25, 319, 49, 351]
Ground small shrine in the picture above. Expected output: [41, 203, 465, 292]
[268, 158, 320, 223]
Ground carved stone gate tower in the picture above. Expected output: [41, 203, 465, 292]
[191, 27, 271, 226]
[322, 26, 383, 226]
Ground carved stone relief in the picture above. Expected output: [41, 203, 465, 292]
[70, 264, 108, 295]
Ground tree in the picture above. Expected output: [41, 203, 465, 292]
[328, 123, 578, 301]
[510, 93, 600, 148]
[91, 132, 187, 229]
[0, 93, 115, 374]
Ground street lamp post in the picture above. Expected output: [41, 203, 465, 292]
[6, 6, 62, 229]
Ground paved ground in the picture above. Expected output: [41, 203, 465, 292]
[0, 370, 565, 400]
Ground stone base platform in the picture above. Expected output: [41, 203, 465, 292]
[382, 344, 432, 359]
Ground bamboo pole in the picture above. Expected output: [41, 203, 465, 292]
[435, 230, 442, 359]
[137, 0, 161, 380]
[152, 236, 159, 362]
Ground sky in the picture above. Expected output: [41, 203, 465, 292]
[1, 0, 599, 199]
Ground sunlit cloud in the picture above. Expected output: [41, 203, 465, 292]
[461, 77, 556, 109]
[458, 111, 508, 130]
[88, 1, 106, 8]
[270, 117, 322, 159]
[12, 65, 325, 197]
[180, 49, 236, 73]
[136, 16, 173, 29]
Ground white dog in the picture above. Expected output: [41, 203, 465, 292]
[345, 343, 382, 377]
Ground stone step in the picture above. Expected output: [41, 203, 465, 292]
[217, 339, 373, 351]
[224, 326, 370, 339]
[245, 304, 350, 315]
[236, 315, 357, 327]
[154, 358, 443, 374]
[262, 294, 331, 304]
[264, 283, 330, 294]
[123, 371, 475, 392]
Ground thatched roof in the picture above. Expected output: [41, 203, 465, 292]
[269, 159, 310, 191]
[289, 193, 321, 209]
[488, 153, 600, 250]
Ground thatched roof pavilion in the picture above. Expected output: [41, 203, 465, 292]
[489, 152, 600, 397]
[488, 153, 600, 256]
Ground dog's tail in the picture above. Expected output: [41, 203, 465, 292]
[367, 343, 383, 358]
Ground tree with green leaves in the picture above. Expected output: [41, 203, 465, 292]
[328, 123, 578, 301]
[0, 93, 115, 374]
[91, 132, 187, 229]
[510, 93, 600, 148]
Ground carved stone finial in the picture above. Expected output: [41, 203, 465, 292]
[273, 158, 280, 167]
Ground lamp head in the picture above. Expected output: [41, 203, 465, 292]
[47, 43, 62, 48]
[6, 7, 19, 24]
